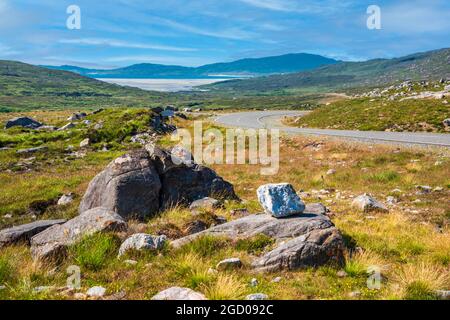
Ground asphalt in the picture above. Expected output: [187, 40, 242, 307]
[214, 111, 450, 147]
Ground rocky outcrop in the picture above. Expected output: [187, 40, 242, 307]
[79, 150, 162, 220]
[79, 146, 238, 219]
[171, 209, 345, 272]
[5, 117, 42, 129]
[152, 287, 207, 300]
[257, 183, 305, 218]
[31, 207, 127, 262]
[0, 220, 66, 247]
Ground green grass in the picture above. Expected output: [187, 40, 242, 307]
[290, 97, 449, 132]
[68, 233, 120, 272]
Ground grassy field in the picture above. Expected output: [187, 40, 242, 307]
[0, 110, 449, 300]
[286, 97, 450, 132]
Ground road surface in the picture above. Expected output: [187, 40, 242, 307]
[214, 111, 450, 147]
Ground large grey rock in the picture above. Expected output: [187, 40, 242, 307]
[0, 219, 66, 247]
[352, 194, 388, 213]
[5, 117, 42, 129]
[252, 227, 345, 272]
[31, 207, 127, 262]
[118, 233, 167, 257]
[257, 183, 305, 218]
[79, 150, 162, 220]
[152, 287, 207, 300]
[171, 212, 345, 272]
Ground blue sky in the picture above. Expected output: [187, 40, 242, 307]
[0, 0, 449, 68]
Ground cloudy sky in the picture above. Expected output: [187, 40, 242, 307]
[0, 0, 449, 68]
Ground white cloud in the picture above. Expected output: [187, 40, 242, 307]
[237, 0, 353, 13]
[59, 38, 197, 52]
[0, 43, 21, 56]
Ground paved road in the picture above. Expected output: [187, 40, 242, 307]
[214, 111, 450, 147]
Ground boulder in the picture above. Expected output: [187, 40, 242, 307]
[252, 227, 345, 272]
[171, 212, 345, 272]
[5, 117, 42, 129]
[216, 258, 242, 271]
[0, 219, 66, 247]
[152, 287, 207, 300]
[352, 194, 388, 213]
[257, 183, 305, 218]
[79, 146, 238, 219]
[79, 150, 162, 220]
[118, 233, 167, 257]
[31, 207, 127, 262]
[189, 197, 222, 212]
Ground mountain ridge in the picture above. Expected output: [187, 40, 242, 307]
[42, 53, 339, 79]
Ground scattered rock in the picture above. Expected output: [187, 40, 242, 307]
[5, 117, 42, 129]
[86, 286, 106, 298]
[349, 291, 361, 298]
[172, 213, 344, 272]
[352, 194, 388, 213]
[0, 219, 66, 248]
[257, 183, 305, 218]
[57, 193, 75, 206]
[183, 220, 209, 235]
[435, 290, 450, 300]
[246, 293, 268, 300]
[216, 258, 242, 271]
[130, 133, 153, 145]
[326, 169, 336, 175]
[67, 113, 87, 121]
[250, 278, 259, 287]
[189, 197, 222, 212]
[74, 293, 87, 300]
[271, 277, 282, 283]
[118, 233, 167, 257]
[16, 146, 48, 155]
[0, 285, 6, 290]
[433, 187, 444, 192]
[304, 203, 329, 215]
[386, 196, 398, 205]
[31, 207, 127, 262]
[58, 123, 75, 131]
[152, 287, 207, 300]
[79, 138, 90, 148]
[416, 185, 432, 194]
[337, 270, 348, 278]
[36, 125, 57, 132]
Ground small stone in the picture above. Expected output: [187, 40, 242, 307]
[152, 287, 207, 300]
[86, 286, 106, 298]
[257, 183, 305, 218]
[386, 196, 398, 205]
[58, 123, 75, 131]
[189, 197, 222, 212]
[3, 214, 12, 219]
[435, 290, 450, 300]
[124, 260, 138, 266]
[33, 286, 54, 293]
[416, 185, 432, 194]
[337, 270, 348, 278]
[216, 258, 242, 271]
[250, 278, 259, 287]
[326, 169, 336, 175]
[80, 139, 90, 148]
[57, 193, 74, 206]
[246, 293, 268, 300]
[433, 187, 443, 192]
[271, 277, 282, 283]
[352, 194, 388, 213]
[349, 291, 361, 298]
[0, 285, 6, 290]
[207, 268, 218, 275]
[118, 234, 167, 257]
[74, 293, 87, 300]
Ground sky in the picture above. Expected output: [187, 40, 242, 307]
[0, 0, 449, 68]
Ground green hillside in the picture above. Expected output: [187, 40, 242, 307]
[207, 48, 450, 93]
[0, 60, 168, 112]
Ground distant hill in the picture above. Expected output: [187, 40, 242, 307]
[43, 53, 339, 79]
[206, 48, 450, 93]
[0, 60, 167, 111]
